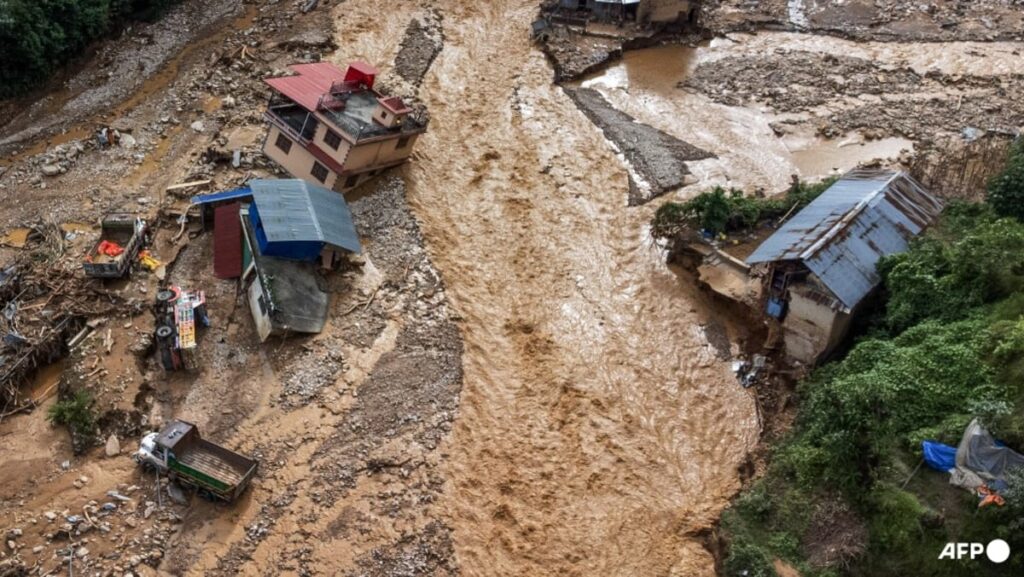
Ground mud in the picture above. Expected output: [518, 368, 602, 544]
[0, 0, 247, 158]
[565, 86, 714, 205]
[5, 0, 1019, 576]
[701, 0, 1024, 42]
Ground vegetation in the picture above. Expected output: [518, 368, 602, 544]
[652, 177, 836, 238]
[47, 389, 97, 446]
[987, 139, 1024, 221]
[723, 149, 1024, 576]
[0, 1, 181, 98]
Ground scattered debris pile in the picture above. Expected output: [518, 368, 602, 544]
[0, 222, 143, 413]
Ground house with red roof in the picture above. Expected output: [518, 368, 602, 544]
[261, 61, 427, 191]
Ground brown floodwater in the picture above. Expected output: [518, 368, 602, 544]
[406, 3, 759, 576]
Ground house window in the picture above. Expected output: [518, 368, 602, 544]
[345, 175, 359, 188]
[381, 111, 389, 119]
[323, 129, 342, 150]
[397, 136, 410, 149]
[311, 161, 329, 183]
[274, 133, 292, 154]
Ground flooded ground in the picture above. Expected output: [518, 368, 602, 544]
[0, 0, 1022, 576]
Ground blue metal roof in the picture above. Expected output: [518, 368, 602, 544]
[747, 169, 943, 309]
[249, 179, 362, 254]
[191, 186, 253, 205]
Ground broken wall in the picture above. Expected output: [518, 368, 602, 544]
[639, 0, 695, 25]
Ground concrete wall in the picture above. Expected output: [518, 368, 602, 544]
[782, 285, 850, 365]
[344, 134, 419, 173]
[263, 125, 340, 190]
[639, 0, 693, 24]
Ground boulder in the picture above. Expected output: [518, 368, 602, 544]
[105, 434, 121, 457]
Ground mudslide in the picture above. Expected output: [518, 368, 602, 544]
[406, 1, 759, 575]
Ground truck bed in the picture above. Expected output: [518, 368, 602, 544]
[177, 445, 246, 486]
[171, 438, 258, 498]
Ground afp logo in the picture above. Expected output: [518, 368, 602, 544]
[938, 539, 1011, 563]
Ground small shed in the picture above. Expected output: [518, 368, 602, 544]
[746, 168, 943, 363]
[248, 179, 362, 265]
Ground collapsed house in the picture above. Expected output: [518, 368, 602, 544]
[746, 169, 943, 364]
[261, 61, 427, 192]
[236, 179, 363, 341]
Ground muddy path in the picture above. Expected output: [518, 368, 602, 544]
[405, 1, 759, 575]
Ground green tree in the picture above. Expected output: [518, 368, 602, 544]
[987, 139, 1024, 221]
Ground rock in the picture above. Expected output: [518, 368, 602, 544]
[32, 546, 43, 554]
[222, 96, 236, 108]
[105, 434, 121, 457]
[6, 540, 15, 550]
[6, 529, 21, 539]
[121, 134, 137, 149]
[41, 164, 61, 177]
[44, 512, 57, 522]
[166, 483, 187, 506]
[190, 120, 205, 133]
[76, 546, 89, 558]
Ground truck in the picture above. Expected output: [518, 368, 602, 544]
[82, 213, 148, 279]
[134, 420, 258, 502]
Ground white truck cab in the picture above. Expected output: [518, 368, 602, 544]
[134, 431, 170, 472]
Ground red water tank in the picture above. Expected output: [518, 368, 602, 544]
[345, 61, 378, 89]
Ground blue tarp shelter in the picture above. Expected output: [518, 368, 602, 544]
[922, 440, 957, 472]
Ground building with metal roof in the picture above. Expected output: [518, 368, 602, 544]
[248, 178, 362, 262]
[261, 62, 427, 192]
[746, 168, 943, 363]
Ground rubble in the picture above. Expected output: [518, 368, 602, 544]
[565, 87, 714, 205]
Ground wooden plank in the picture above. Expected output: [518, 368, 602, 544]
[165, 179, 212, 192]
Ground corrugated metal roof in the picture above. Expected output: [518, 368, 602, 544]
[249, 179, 362, 254]
[264, 62, 347, 112]
[747, 168, 943, 309]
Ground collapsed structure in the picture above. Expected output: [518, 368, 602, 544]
[192, 179, 363, 342]
[261, 62, 427, 191]
[746, 169, 943, 364]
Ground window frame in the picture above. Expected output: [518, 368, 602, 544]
[274, 133, 292, 154]
[323, 129, 342, 150]
[311, 161, 329, 183]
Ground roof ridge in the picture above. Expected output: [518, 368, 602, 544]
[797, 170, 900, 261]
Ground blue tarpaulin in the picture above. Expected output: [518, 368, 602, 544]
[923, 440, 957, 471]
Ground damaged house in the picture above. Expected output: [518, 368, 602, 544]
[746, 169, 944, 365]
[239, 179, 363, 341]
[262, 61, 427, 192]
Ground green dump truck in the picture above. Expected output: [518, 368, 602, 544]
[134, 420, 258, 502]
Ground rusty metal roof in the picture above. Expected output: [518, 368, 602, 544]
[747, 168, 943, 309]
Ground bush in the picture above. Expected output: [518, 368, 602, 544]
[47, 389, 97, 439]
[987, 139, 1024, 221]
[724, 542, 778, 577]
[652, 178, 835, 238]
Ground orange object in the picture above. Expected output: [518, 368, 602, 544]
[977, 485, 1006, 508]
[97, 240, 124, 257]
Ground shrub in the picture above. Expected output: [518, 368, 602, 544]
[724, 542, 778, 577]
[987, 139, 1024, 221]
[47, 389, 97, 439]
[651, 178, 835, 238]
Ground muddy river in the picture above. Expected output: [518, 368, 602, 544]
[5, 1, 1022, 575]
[407, 3, 759, 576]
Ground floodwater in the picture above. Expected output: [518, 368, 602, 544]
[406, 2, 759, 575]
